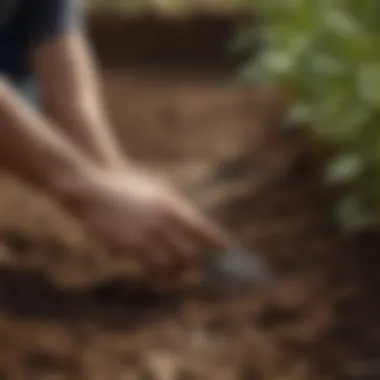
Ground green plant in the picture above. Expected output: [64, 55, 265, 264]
[235, 0, 380, 232]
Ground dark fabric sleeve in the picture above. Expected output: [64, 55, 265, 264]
[29, 0, 81, 45]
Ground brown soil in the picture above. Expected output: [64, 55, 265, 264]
[0, 58, 379, 380]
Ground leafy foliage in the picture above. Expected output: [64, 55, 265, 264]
[236, 0, 380, 232]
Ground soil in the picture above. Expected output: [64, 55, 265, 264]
[0, 67, 379, 379]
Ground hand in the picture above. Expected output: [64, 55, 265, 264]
[67, 166, 228, 274]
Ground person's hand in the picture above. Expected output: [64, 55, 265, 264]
[67, 166, 228, 274]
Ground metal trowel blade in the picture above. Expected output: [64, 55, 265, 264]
[202, 244, 275, 293]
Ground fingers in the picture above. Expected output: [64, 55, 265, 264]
[105, 200, 229, 285]
[141, 224, 195, 273]
[139, 204, 229, 275]
[167, 200, 230, 253]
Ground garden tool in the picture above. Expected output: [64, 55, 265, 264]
[201, 242, 275, 293]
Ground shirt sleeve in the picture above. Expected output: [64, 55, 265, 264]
[29, 0, 81, 45]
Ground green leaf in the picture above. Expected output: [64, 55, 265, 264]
[324, 8, 363, 37]
[286, 103, 312, 125]
[358, 63, 380, 107]
[325, 154, 364, 184]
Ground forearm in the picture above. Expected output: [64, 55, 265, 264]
[33, 32, 125, 168]
[47, 96, 125, 168]
[0, 78, 96, 201]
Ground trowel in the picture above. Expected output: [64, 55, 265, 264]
[201, 242, 275, 294]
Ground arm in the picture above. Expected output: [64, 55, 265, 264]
[30, 0, 126, 168]
[0, 77, 95, 201]
[0, 76, 225, 273]
[15, 0, 225, 272]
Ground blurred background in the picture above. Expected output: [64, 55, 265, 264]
[0, 1, 379, 379]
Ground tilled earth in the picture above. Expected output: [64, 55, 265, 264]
[0, 72, 378, 380]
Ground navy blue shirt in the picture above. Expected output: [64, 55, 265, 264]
[0, 0, 78, 82]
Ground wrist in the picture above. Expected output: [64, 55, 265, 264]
[49, 157, 137, 212]
[45, 153, 98, 209]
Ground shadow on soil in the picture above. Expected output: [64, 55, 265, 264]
[0, 266, 186, 329]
